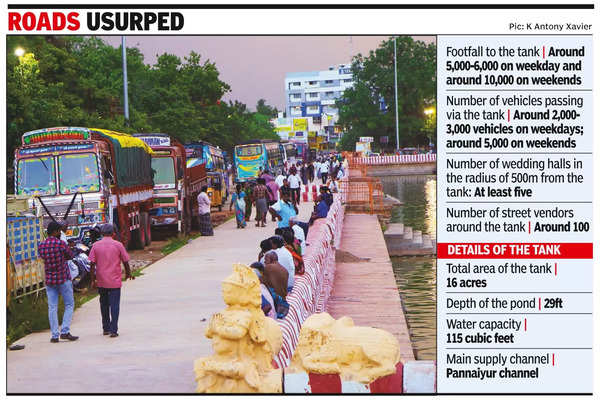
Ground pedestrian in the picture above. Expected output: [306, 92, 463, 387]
[229, 183, 247, 228]
[244, 181, 254, 222]
[269, 188, 298, 229]
[307, 162, 314, 183]
[275, 169, 286, 188]
[253, 177, 269, 227]
[197, 186, 214, 236]
[38, 221, 78, 343]
[314, 159, 321, 182]
[300, 163, 308, 186]
[88, 224, 132, 338]
[266, 177, 280, 220]
[287, 170, 301, 205]
[319, 159, 329, 184]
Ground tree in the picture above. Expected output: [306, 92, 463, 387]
[6, 36, 279, 188]
[337, 36, 436, 151]
[256, 98, 278, 118]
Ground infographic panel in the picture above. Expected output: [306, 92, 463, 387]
[436, 35, 593, 393]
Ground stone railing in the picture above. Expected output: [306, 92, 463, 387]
[273, 194, 345, 368]
[351, 154, 436, 165]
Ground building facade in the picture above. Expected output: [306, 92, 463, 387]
[276, 64, 353, 150]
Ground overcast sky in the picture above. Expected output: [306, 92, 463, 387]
[103, 35, 435, 111]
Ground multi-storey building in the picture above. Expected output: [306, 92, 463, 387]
[284, 63, 353, 119]
[279, 63, 353, 150]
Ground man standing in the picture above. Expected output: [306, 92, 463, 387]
[89, 224, 132, 337]
[269, 188, 298, 229]
[319, 159, 329, 185]
[197, 186, 214, 236]
[38, 221, 78, 343]
[275, 169, 286, 189]
[287, 170, 301, 205]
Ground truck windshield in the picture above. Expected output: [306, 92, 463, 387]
[17, 157, 57, 196]
[58, 153, 100, 194]
[236, 145, 263, 157]
[152, 157, 175, 186]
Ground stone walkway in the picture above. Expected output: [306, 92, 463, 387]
[7, 200, 314, 393]
[327, 213, 415, 363]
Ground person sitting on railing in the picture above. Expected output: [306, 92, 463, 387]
[279, 228, 304, 275]
[328, 178, 339, 193]
[309, 194, 330, 226]
[288, 217, 307, 255]
[249, 262, 276, 319]
[318, 186, 333, 208]
[263, 252, 290, 319]
[258, 238, 272, 262]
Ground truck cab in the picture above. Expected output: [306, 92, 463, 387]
[14, 127, 154, 249]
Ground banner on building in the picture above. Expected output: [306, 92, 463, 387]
[359, 136, 374, 142]
[308, 131, 317, 138]
[293, 118, 307, 131]
[276, 125, 292, 132]
[295, 131, 304, 137]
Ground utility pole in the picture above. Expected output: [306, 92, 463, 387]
[122, 36, 130, 124]
[393, 36, 400, 151]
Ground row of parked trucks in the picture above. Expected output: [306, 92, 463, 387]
[13, 127, 228, 250]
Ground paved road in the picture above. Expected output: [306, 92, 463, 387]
[7, 199, 314, 393]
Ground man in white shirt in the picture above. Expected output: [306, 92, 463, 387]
[287, 172, 301, 205]
[319, 161, 329, 185]
[275, 170, 286, 188]
[314, 160, 321, 182]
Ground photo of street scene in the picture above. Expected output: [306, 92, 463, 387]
[6, 35, 437, 393]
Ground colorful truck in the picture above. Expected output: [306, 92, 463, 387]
[185, 141, 229, 208]
[134, 133, 207, 233]
[14, 127, 154, 249]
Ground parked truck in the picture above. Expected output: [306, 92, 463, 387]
[14, 127, 154, 249]
[134, 133, 207, 234]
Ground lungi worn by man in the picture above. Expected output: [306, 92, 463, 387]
[197, 185, 214, 236]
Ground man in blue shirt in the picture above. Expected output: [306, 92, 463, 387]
[269, 188, 298, 228]
[309, 194, 330, 225]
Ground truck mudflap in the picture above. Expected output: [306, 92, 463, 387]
[127, 210, 141, 231]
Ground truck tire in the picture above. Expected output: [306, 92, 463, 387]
[130, 227, 144, 250]
[129, 213, 144, 250]
[141, 212, 152, 246]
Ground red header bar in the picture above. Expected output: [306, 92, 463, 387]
[437, 243, 593, 259]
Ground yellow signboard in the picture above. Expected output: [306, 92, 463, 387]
[276, 126, 292, 132]
[308, 131, 317, 138]
[293, 118, 307, 131]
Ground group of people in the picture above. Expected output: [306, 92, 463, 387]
[249, 216, 309, 320]
[228, 155, 346, 229]
[38, 221, 133, 342]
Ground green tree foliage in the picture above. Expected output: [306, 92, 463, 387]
[6, 36, 278, 177]
[337, 36, 436, 151]
[256, 98, 278, 118]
